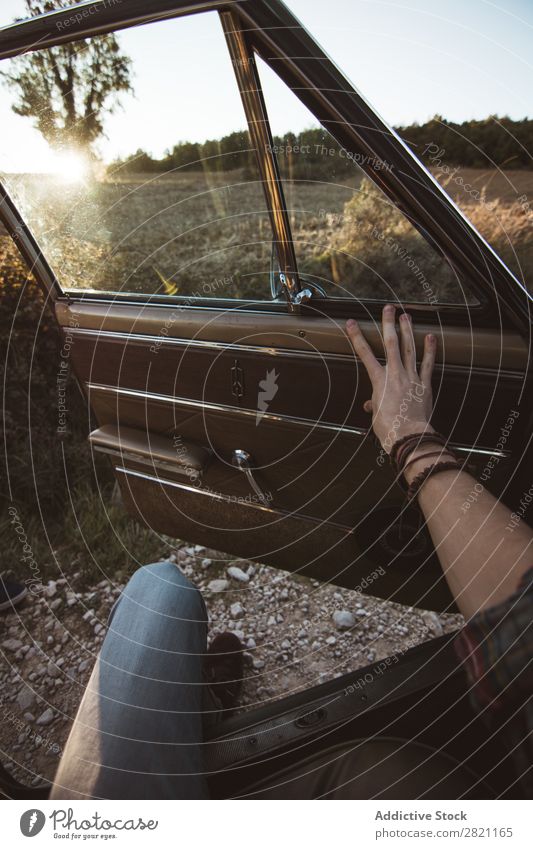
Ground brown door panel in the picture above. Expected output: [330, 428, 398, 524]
[116, 464, 454, 611]
[87, 383, 519, 527]
[59, 302, 529, 610]
[88, 384, 377, 525]
[69, 328, 528, 452]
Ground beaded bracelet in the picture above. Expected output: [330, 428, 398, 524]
[406, 460, 462, 502]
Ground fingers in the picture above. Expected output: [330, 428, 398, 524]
[399, 312, 417, 377]
[346, 319, 382, 383]
[381, 304, 402, 371]
[419, 333, 437, 386]
[363, 399, 373, 414]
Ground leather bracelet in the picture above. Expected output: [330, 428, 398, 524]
[402, 449, 454, 477]
[389, 431, 446, 472]
[396, 437, 447, 473]
[406, 460, 462, 502]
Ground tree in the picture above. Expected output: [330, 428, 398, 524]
[1, 0, 132, 157]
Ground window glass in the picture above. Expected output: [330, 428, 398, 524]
[0, 13, 273, 299]
[256, 56, 477, 305]
[402, 119, 533, 292]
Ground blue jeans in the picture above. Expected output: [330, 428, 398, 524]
[51, 562, 211, 799]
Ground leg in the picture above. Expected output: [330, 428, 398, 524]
[51, 561, 209, 800]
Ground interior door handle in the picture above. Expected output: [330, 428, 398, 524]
[231, 449, 269, 506]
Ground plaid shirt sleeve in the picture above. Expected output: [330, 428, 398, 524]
[454, 567, 533, 794]
[454, 567, 533, 712]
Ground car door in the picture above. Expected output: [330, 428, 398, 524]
[1, 0, 531, 612]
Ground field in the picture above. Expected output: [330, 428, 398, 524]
[4, 166, 531, 306]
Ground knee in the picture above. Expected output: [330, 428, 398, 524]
[120, 560, 206, 623]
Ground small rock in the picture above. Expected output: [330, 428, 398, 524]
[78, 660, 91, 673]
[45, 581, 57, 598]
[16, 685, 36, 712]
[36, 708, 54, 726]
[201, 558, 212, 569]
[23, 712, 35, 723]
[422, 611, 444, 637]
[333, 610, 355, 631]
[227, 566, 250, 583]
[230, 602, 245, 619]
[47, 661, 61, 679]
[326, 636, 337, 646]
[253, 659, 265, 670]
[207, 579, 229, 593]
[2, 638, 23, 652]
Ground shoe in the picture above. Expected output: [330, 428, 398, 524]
[0, 578, 28, 612]
[204, 632, 244, 711]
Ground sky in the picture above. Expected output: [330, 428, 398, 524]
[0, 0, 532, 172]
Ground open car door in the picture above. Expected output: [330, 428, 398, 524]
[1, 0, 531, 613]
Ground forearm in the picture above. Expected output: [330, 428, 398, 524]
[345, 308, 533, 620]
[405, 451, 533, 618]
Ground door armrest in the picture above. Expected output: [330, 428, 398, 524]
[89, 425, 210, 480]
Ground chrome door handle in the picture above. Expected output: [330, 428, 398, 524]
[231, 449, 269, 506]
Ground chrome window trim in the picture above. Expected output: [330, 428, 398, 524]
[88, 382, 510, 458]
[88, 381, 368, 437]
[74, 328, 526, 379]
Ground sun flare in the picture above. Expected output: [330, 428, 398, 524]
[22, 147, 90, 182]
[48, 150, 88, 183]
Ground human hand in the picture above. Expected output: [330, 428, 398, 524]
[345, 304, 437, 453]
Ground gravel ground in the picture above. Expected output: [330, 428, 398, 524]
[0, 544, 463, 789]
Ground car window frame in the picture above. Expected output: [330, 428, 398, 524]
[0, 0, 529, 334]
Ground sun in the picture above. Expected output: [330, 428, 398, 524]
[29, 147, 89, 182]
[49, 150, 89, 183]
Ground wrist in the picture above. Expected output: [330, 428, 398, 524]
[402, 443, 456, 486]
[384, 423, 435, 454]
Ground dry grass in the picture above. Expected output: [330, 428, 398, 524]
[4, 166, 530, 304]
